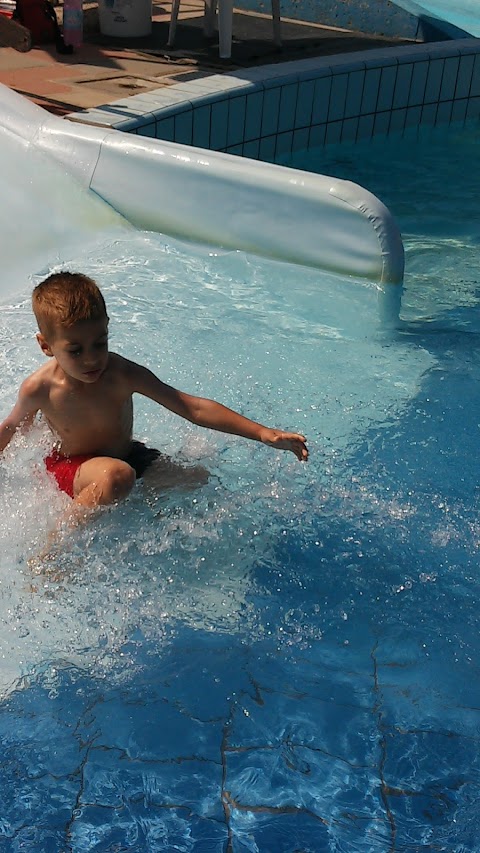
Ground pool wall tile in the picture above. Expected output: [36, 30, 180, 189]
[440, 57, 460, 101]
[192, 105, 211, 148]
[456, 55, 475, 98]
[243, 139, 260, 159]
[226, 96, 246, 146]
[327, 73, 349, 121]
[361, 67, 381, 113]
[344, 70, 365, 118]
[471, 54, 480, 97]
[421, 102, 438, 125]
[450, 99, 468, 122]
[392, 63, 413, 109]
[424, 58, 445, 103]
[436, 100, 453, 124]
[356, 113, 375, 139]
[373, 111, 390, 135]
[292, 127, 310, 152]
[325, 120, 342, 144]
[311, 76, 332, 124]
[258, 134, 276, 161]
[389, 107, 407, 133]
[308, 123, 326, 148]
[174, 110, 193, 145]
[278, 83, 299, 132]
[68, 39, 480, 158]
[245, 91, 264, 140]
[295, 80, 315, 128]
[210, 99, 229, 150]
[408, 60, 429, 105]
[377, 65, 398, 111]
[340, 116, 359, 143]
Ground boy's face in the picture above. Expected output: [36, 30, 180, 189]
[37, 316, 110, 384]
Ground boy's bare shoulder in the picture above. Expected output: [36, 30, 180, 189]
[108, 352, 145, 379]
[19, 362, 55, 402]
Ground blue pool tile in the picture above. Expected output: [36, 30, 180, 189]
[155, 117, 174, 141]
[424, 58, 445, 103]
[325, 120, 342, 145]
[356, 113, 375, 140]
[278, 82, 298, 133]
[245, 90, 264, 140]
[440, 56, 460, 101]
[292, 127, 309, 153]
[311, 76, 332, 124]
[471, 53, 480, 97]
[173, 109, 193, 145]
[389, 108, 407, 133]
[435, 100, 453, 125]
[328, 73, 348, 121]
[295, 79, 315, 128]
[373, 111, 390, 136]
[404, 104, 423, 128]
[344, 70, 365, 118]
[209, 99, 229, 150]
[340, 116, 359, 143]
[377, 65, 398, 112]
[242, 139, 260, 160]
[361, 67, 381, 114]
[226, 95, 246, 147]
[308, 123, 326, 148]
[450, 99, 468, 123]
[275, 130, 293, 158]
[466, 95, 480, 119]
[261, 87, 281, 137]
[420, 102, 438, 125]
[393, 63, 413, 109]
[259, 134, 276, 161]
[455, 54, 475, 99]
[408, 60, 429, 106]
[226, 143, 243, 156]
[192, 104, 211, 148]
[136, 123, 156, 138]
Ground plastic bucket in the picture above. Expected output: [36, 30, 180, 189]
[98, 0, 152, 37]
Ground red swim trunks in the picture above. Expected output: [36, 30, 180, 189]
[44, 442, 160, 499]
[44, 450, 94, 499]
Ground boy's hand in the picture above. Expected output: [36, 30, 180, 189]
[260, 428, 308, 461]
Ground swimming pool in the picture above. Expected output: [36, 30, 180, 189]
[0, 119, 479, 850]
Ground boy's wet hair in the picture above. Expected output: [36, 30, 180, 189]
[32, 272, 108, 337]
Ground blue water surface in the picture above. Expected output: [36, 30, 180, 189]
[0, 122, 480, 851]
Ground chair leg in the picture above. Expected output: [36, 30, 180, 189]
[217, 0, 233, 59]
[167, 0, 181, 46]
[203, 0, 217, 37]
[271, 0, 281, 46]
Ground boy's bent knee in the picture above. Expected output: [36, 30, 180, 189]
[106, 461, 136, 501]
[74, 457, 136, 506]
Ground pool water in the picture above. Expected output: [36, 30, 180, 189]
[0, 122, 480, 851]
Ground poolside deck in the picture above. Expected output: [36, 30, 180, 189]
[0, 0, 414, 116]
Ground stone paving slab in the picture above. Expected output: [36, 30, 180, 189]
[0, 1, 413, 115]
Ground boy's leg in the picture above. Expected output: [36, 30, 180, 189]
[73, 456, 136, 507]
[142, 455, 209, 492]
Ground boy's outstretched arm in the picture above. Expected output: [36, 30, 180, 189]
[130, 363, 308, 461]
[0, 378, 40, 453]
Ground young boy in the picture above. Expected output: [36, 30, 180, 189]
[0, 272, 308, 509]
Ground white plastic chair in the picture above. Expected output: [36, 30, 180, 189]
[167, 0, 281, 60]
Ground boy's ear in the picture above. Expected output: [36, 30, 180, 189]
[36, 333, 54, 357]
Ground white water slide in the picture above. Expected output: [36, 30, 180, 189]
[0, 84, 404, 307]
